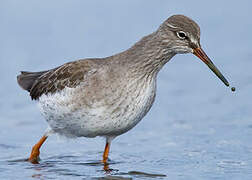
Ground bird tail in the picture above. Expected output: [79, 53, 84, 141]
[17, 70, 48, 92]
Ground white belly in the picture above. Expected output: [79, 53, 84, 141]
[38, 78, 156, 138]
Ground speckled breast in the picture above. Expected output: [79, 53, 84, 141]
[38, 75, 157, 138]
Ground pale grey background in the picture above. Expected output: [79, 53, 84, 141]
[0, 0, 251, 179]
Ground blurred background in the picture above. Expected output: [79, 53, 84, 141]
[0, 0, 251, 179]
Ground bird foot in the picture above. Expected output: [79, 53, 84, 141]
[102, 157, 111, 164]
[28, 146, 40, 164]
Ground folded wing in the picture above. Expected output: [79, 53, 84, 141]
[17, 60, 93, 100]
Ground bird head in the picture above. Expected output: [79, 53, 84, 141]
[159, 15, 229, 87]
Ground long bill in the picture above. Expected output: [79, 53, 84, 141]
[193, 47, 229, 87]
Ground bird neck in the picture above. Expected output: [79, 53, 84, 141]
[112, 31, 176, 77]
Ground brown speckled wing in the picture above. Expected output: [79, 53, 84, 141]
[30, 60, 92, 100]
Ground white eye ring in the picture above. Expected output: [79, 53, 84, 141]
[176, 31, 187, 39]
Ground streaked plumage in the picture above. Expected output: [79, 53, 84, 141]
[17, 15, 230, 167]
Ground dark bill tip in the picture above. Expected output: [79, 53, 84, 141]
[193, 48, 229, 87]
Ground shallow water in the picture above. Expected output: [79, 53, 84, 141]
[1, 112, 252, 179]
[1, 0, 252, 179]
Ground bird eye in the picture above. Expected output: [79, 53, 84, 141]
[176, 31, 187, 39]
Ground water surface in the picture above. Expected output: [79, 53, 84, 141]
[0, 0, 252, 179]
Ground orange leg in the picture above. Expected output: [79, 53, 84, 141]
[102, 142, 111, 164]
[28, 135, 48, 164]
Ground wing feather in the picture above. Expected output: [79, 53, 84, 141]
[30, 60, 94, 100]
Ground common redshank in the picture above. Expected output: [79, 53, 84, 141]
[17, 15, 231, 166]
